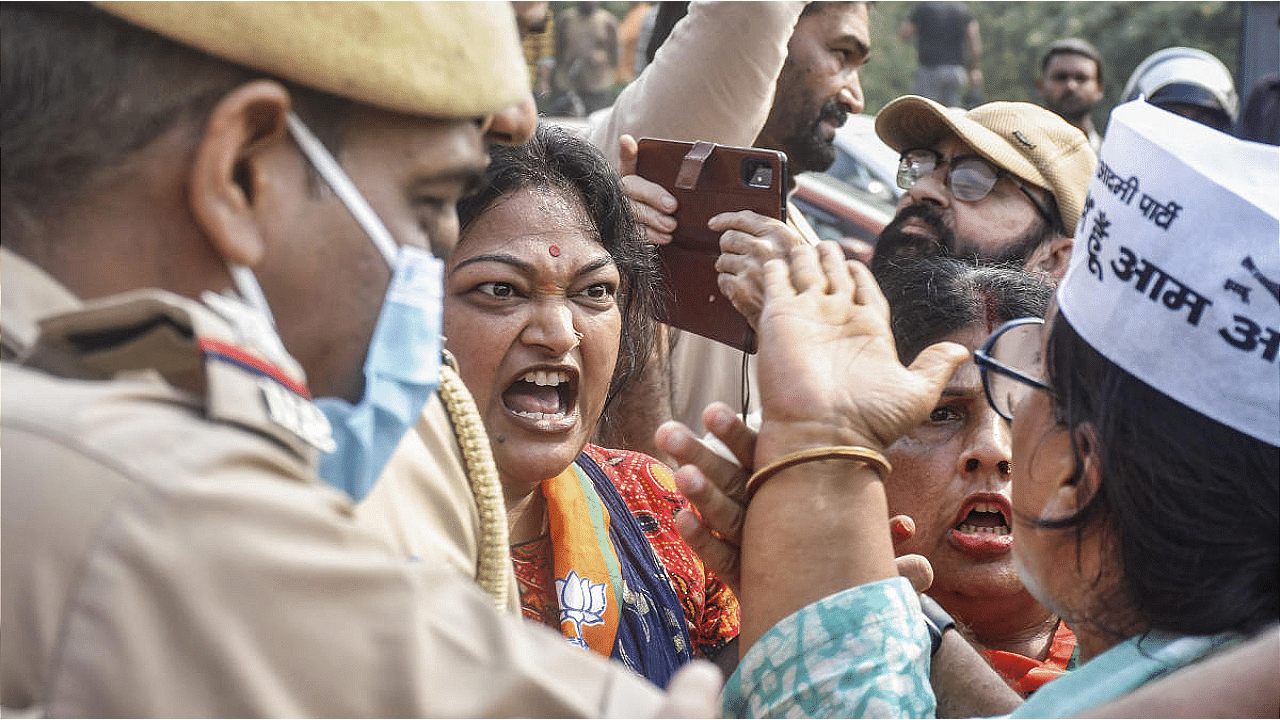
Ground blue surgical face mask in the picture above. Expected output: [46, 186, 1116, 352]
[312, 246, 442, 501]
[229, 113, 445, 501]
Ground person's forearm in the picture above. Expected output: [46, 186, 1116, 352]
[536, 61, 553, 95]
[586, 1, 805, 168]
[735, 250, 966, 653]
[737, 452, 898, 651]
[931, 629, 1023, 718]
[966, 21, 982, 69]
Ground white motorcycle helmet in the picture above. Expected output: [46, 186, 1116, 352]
[1122, 47, 1239, 132]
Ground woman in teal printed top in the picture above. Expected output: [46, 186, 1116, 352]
[672, 100, 1276, 718]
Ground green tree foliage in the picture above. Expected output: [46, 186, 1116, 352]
[864, 1, 1241, 128]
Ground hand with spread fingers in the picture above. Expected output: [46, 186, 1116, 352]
[654, 403, 755, 595]
[710, 210, 808, 329]
[752, 243, 969, 464]
[722, 242, 968, 648]
[656, 402, 936, 596]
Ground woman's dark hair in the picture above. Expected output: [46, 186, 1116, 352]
[1043, 313, 1279, 640]
[2, 2, 353, 247]
[456, 124, 662, 423]
[874, 256, 1053, 363]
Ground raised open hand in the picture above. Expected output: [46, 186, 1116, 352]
[752, 243, 969, 464]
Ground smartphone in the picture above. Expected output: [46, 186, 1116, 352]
[635, 138, 788, 353]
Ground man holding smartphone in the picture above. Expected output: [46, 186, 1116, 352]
[588, 1, 872, 449]
[618, 96, 1093, 445]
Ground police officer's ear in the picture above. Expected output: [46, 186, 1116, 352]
[188, 80, 292, 268]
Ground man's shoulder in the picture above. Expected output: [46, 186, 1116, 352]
[1, 361, 339, 714]
[0, 289, 332, 583]
[11, 287, 332, 459]
[2, 361, 315, 495]
[1, 358, 326, 555]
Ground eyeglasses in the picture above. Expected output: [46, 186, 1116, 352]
[896, 148, 1060, 231]
[973, 317, 1054, 421]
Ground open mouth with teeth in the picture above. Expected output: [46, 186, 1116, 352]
[501, 368, 580, 429]
[948, 498, 1014, 557]
[956, 501, 1011, 536]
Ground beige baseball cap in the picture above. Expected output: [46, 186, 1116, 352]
[94, 1, 531, 120]
[876, 96, 1097, 232]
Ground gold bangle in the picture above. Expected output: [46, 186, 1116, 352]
[745, 446, 892, 501]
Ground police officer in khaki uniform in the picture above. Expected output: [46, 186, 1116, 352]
[0, 2, 718, 715]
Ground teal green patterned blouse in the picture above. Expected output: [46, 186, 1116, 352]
[722, 575, 1243, 719]
[721, 577, 935, 718]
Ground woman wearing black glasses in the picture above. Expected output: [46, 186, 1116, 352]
[661, 101, 1277, 717]
[874, 258, 1078, 697]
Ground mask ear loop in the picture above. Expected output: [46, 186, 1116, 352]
[222, 113, 408, 330]
[227, 264, 278, 328]
[284, 112, 401, 268]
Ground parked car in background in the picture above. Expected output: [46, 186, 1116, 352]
[790, 172, 891, 261]
[821, 113, 903, 212]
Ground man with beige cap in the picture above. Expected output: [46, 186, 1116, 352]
[869, 96, 1096, 281]
[0, 2, 716, 715]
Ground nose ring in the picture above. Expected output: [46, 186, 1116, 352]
[572, 330, 584, 346]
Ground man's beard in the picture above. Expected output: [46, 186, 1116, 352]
[782, 98, 849, 174]
[871, 203, 1053, 276]
[1048, 93, 1098, 124]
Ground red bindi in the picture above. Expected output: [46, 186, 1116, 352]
[549, 245, 560, 257]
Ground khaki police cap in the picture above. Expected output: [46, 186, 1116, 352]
[876, 96, 1097, 232]
[94, 1, 530, 119]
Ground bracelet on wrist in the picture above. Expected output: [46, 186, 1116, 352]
[744, 445, 892, 501]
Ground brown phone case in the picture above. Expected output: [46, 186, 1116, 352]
[635, 138, 788, 353]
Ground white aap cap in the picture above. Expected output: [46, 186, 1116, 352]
[1058, 99, 1280, 447]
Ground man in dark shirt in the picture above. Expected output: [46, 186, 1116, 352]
[899, 2, 982, 107]
[1037, 38, 1106, 153]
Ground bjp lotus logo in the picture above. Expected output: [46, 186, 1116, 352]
[556, 569, 607, 648]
